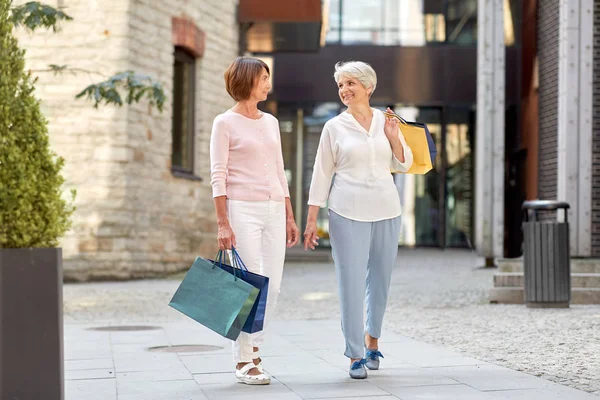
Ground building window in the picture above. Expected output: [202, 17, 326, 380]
[324, 0, 523, 47]
[171, 47, 196, 175]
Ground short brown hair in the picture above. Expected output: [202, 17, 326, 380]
[224, 57, 270, 101]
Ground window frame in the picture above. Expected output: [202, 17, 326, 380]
[171, 47, 200, 180]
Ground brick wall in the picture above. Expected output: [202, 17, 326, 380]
[592, 0, 600, 255]
[536, 0, 559, 202]
[14, 0, 238, 280]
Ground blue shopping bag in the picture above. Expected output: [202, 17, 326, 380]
[168, 256, 259, 341]
[212, 248, 269, 334]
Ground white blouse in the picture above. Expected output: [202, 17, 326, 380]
[307, 108, 414, 222]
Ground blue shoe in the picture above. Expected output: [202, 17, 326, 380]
[365, 349, 384, 370]
[349, 359, 368, 379]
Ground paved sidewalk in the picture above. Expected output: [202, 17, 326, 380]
[65, 319, 597, 400]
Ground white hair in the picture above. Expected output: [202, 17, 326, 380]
[333, 61, 377, 95]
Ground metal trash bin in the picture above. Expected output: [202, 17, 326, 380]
[522, 200, 571, 308]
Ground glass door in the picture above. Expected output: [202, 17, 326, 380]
[394, 106, 443, 247]
[444, 108, 475, 248]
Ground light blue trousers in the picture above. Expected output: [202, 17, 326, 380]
[328, 210, 402, 359]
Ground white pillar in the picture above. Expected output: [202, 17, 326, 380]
[475, 0, 505, 260]
[557, 0, 593, 257]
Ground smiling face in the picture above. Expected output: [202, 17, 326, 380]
[337, 74, 371, 107]
[249, 68, 271, 102]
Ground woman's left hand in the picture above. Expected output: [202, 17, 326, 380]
[286, 218, 300, 248]
[383, 107, 400, 143]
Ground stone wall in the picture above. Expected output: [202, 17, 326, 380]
[14, 0, 238, 280]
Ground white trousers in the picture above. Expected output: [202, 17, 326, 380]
[227, 199, 286, 363]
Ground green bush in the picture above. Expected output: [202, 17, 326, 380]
[0, 0, 75, 248]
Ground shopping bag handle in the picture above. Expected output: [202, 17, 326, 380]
[213, 250, 231, 277]
[214, 248, 247, 280]
[231, 248, 249, 273]
[230, 247, 249, 277]
[383, 110, 408, 125]
[214, 249, 240, 280]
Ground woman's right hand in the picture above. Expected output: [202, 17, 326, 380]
[217, 223, 236, 250]
[303, 220, 320, 251]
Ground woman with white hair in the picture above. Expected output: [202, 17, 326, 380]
[303, 61, 413, 379]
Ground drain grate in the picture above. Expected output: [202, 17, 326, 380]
[147, 344, 224, 353]
[88, 325, 162, 332]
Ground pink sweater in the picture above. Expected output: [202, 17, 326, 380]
[210, 110, 290, 201]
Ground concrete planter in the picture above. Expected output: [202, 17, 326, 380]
[0, 248, 64, 400]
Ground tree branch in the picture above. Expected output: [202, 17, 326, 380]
[30, 65, 107, 78]
[75, 71, 166, 112]
[10, 1, 73, 32]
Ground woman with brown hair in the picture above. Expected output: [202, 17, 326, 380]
[210, 57, 300, 385]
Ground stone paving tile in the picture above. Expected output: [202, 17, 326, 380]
[261, 354, 344, 375]
[385, 384, 495, 399]
[116, 379, 201, 396]
[311, 397, 399, 400]
[179, 353, 242, 374]
[425, 365, 548, 391]
[193, 372, 239, 385]
[65, 378, 117, 400]
[65, 368, 115, 380]
[202, 393, 303, 400]
[64, 347, 114, 360]
[486, 384, 600, 400]
[110, 332, 170, 345]
[199, 380, 297, 400]
[112, 352, 179, 367]
[116, 369, 193, 383]
[110, 343, 165, 354]
[270, 370, 350, 386]
[365, 367, 460, 388]
[285, 381, 392, 399]
[65, 358, 114, 371]
[117, 394, 208, 400]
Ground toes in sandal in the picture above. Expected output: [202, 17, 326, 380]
[235, 362, 270, 385]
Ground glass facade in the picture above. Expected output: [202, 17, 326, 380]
[262, 0, 522, 249]
[325, 0, 518, 46]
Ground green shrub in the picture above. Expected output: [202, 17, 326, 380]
[0, 0, 75, 248]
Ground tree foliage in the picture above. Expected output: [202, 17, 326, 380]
[10, 1, 72, 32]
[0, 0, 75, 248]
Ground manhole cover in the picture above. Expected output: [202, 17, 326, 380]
[88, 325, 162, 332]
[147, 345, 224, 353]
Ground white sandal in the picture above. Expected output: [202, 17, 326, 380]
[252, 351, 264, 373]
[235, 362, 270, 385]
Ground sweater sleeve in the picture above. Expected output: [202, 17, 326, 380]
[274, 119, 291, 197]
[209, 116, 230, 198]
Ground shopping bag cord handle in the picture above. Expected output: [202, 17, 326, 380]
[383, 110, 408, 125]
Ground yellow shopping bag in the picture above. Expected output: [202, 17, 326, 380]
[386, 112, 436, 175]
